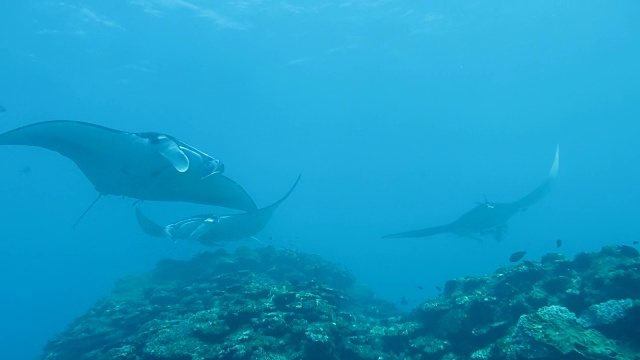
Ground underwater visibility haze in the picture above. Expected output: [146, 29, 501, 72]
[0, 1, 639, 358]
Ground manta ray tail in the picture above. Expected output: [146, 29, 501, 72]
[250, 236, 268, 245]
[72, 194, 103, 228]
[381, 224, 453, 239]
[135, 207, 167, 238]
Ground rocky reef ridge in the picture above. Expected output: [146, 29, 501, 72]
[42, 245, 640, 360]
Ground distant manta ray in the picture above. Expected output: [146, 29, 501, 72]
[0, 121, 257, 224]
[382, 146, 560, 241]
[136, 175, 301, 246]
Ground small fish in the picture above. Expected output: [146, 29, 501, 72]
[633, 241, 639, 245]
[416, 285, 424, 290]
[400, 296, 408, 305]
[556, 239, 563, 248]
[0, 105, 5, 113]
[19, 166, 32, 174]
[509, 250, 527, 262]
[435, 286, 442, 291]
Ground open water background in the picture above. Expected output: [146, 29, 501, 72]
[0, 1, 639, 358]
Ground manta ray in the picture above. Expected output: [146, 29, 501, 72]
[383, 146, 560, 241]
[135, 175, 301, 246]
[0, 121, 257, 222]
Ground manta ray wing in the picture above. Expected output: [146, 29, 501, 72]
[135, 175, 301, 245]
[257, 174, 301, 218]
[142, 173, 257, 211]
[509, 145, 560, 210]
[0, 120, 172, 196]
[224, 174, 302, 236]
[509, 178, 554, 210]
[194, 174, 300, 240]
[0, 120, 258, 212]
[134, 207, 168, 238]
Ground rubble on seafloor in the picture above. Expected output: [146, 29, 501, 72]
[41, 245, 640, 360]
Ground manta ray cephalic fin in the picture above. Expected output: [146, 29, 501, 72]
[152, 135, 190, 173]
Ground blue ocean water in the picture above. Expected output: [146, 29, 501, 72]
[0, 1, 639, 358]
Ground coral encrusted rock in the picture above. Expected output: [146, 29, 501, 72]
[40, 244, 640, 360]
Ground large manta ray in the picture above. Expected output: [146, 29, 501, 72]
[0, 121, 257, 215]
[135, 175, 300, 246]
[383, 146, 560, 241]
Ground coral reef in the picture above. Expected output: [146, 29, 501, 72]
[41, 245, 640, 360]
